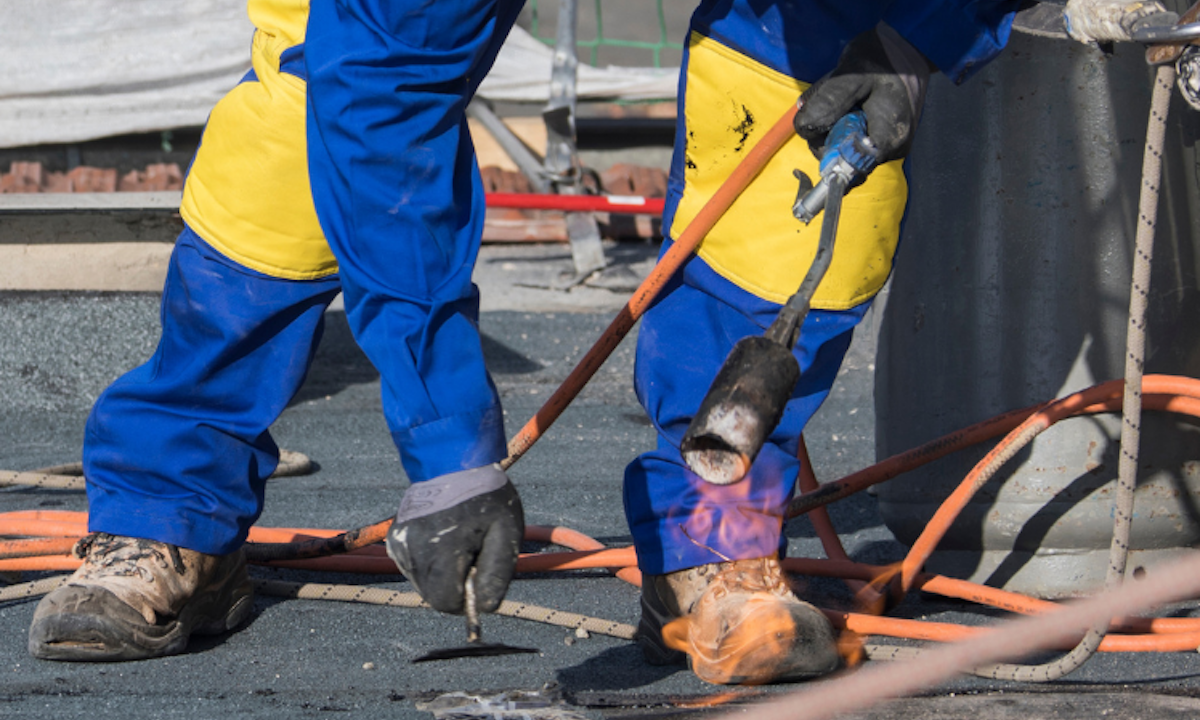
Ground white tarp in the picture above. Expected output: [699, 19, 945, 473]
[0, 1, 678, 149]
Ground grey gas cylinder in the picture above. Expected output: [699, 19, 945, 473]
[874, 27, 1200, 599]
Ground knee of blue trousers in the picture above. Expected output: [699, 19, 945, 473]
[83, 226, 342, 554]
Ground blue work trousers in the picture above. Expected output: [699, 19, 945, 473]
[84, 0, 523, 554]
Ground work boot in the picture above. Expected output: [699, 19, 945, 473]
[637, 556, 839, 684]
[28, 533, 253, 661]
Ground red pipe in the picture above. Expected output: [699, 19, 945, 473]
[486, 192, 664, 215]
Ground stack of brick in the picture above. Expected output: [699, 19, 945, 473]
[0, 159, 665, 241]
[0, 162, 184, 193]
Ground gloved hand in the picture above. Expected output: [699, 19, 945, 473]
[386, 464, 524, 615]
[1064, 0, 1169, 44]
[793, 24, 932, 165]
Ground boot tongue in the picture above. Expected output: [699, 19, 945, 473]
[87, 539, 190, 625]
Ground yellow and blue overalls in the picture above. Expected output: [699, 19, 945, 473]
[623, 0, 1017, 574]
[83, 0, 524, 553]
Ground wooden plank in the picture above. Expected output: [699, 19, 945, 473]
[0, 191, 181, 212]
[468, 116, 547, 172]
[0, 242, 173, 291]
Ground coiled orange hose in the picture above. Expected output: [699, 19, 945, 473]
[7, 374, 1200, 655]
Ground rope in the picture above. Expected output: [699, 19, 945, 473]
[960, 61, 1176, 683]
[0, 449, 314, 491]
[0, 471, 84, 491]
[0, 575, 636, 641]
[718, 552, 1200, 720]
[0, 575, 67, 601]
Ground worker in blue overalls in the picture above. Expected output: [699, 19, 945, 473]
[626, 2, 1018, 684]
[29, 0, 527, 661]
[28, 0, 1019, 687]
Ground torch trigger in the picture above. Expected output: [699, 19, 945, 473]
[793, 169, 814, 214]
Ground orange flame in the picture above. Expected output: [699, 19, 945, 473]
[837, 629, 866, 667]
[661, 464, 847, 685]
[662, 589, 808, 685]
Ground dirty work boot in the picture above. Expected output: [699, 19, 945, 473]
[637, 556, 839, 684]
[28, 533, 254, 661]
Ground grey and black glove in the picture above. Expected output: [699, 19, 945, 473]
[386, 464, 524, 614]
[794, 24, 932, 164]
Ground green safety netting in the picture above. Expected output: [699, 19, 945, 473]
[527, 0, 684, 68]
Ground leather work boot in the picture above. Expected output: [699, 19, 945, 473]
[28, 533, 254, 661]
[637, 556, 839, 684]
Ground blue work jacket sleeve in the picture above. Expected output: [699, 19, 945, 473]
[884, 1, 1021, 84]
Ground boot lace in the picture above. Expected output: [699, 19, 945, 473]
[73, 532, 187, 578]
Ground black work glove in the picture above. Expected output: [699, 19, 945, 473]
[793, 24, 932, 164]
[386, 464, 524, 614]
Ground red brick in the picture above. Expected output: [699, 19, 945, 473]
[600, 162, 667, 198]
[117, 163, 185, 192]
[116, 169, 143, 192]
[0, 161, 44, 193]
[43, 172, 72, 193]
[65, 166, 117, 193]
[145, 163, 183, 191]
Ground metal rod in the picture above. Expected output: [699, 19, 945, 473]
[464, 567, 482, 644]
[764, 172, 847, 349]
[1132, 20, 1200, 43]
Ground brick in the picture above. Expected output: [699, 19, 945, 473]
[480, 166, 533, 194]
[144, 163, 184, 191]
[116, 170, 143, 192]
[600, 162, 667, 198]
[0, 161, 44, 193]
[43, 172, 72, 193]
[65, 166, 117, 193]
[117, 163, 185, 192]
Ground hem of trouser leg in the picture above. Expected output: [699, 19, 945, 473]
[392, 405, 507, 483]
[87, 505, 246, 556]
[632, 523, 783, 576]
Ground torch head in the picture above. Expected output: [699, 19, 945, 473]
[681, 336, 800, 485]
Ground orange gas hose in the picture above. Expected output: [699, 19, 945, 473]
[787, 402, 1047, 520]
[0, 537, 77, 560]
[788, 386, 1200, 528]
[0, 510, 88, 537]
[830, 611, 1200, 653]
[899, 376, 1200, 594]
[8, 371, 1200, 657]
[795, 439, 852, 564]
[915, 572, 1200, 636]
[240, 102, 805, 566]
[796, 438, 886, 613]
[524, 524, 642, 585]
[500, 103, 802, 469]
[5, 372, 1200, 658]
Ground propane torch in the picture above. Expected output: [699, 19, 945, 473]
[679, 110, 880, 485]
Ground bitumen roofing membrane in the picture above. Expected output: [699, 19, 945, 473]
[3, 241, 1200, 719]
